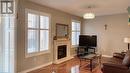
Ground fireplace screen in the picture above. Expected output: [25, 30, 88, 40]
[58, 45, 67, 59]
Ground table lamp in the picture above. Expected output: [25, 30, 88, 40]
[124, 37, 130, 50]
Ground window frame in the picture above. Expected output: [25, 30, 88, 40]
[71, 20, 81, 47]
[25, 9, 51, 58]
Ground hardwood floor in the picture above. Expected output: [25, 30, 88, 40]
[28, 57, 103, 73]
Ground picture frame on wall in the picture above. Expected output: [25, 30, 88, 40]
[55, 23, 69, 39]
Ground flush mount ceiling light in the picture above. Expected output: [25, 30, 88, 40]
[83, 5, 95, 19]
[83, 13, 95, 19]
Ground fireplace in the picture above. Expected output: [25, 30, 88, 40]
[54, 40, 72, 64]
[58, 45, 67, 59]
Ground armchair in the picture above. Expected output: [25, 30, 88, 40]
[113, 52, 126, 59]
[102, 50, 130, 73]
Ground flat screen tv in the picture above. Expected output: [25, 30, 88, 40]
[79, 35, 97, 47]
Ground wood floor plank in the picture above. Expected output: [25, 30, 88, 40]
[28, 57, 103, 73]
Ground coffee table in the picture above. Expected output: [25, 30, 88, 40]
[79, 54, 101, 71]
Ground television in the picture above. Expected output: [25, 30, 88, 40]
[79, 35, 97, 47]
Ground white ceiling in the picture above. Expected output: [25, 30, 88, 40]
[29, 0, 130, 17]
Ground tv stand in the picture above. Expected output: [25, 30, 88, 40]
[76, 46, 88, 57]
[87, 47, 96, 54]
[76, 46, 96, 57]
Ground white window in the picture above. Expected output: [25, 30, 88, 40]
[71, 20, 81, 46]
[25, 9, 50, 57]
[0, 15, 15, 73]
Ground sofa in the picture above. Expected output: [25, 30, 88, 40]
[102, 50, 130, 73]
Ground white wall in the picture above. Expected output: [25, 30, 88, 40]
[82, 13, 130, 56]
[17, 0, 82, 72]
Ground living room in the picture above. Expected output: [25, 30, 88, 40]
[0, 0, 130, 73]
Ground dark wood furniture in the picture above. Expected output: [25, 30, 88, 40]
[76, 46, 96, 57]
[79, 54, 101, 71]
[76, 46, 88, 57]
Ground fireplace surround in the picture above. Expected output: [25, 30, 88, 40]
[54, 40, 71, 64]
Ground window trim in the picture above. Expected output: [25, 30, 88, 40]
[71, 20, 81, 47]
[25, 8, 51, 58]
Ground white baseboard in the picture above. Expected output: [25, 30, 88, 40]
[102, 55, 112, 58]
[18, 55, 76, 73]
[18, 62, 52, 73]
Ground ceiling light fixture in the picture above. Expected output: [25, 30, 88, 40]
[83, 13, 95, 19]
[83, 5, 95, 19]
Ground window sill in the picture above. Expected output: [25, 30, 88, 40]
[25, 50, 50, 58]
[71, 45, 79, 48]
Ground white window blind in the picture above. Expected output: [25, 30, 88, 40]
[71, 21, 81, 46]
[26, 9, 50, 57]
[0, 15, 15, 73]
[27, 13, 39, 53]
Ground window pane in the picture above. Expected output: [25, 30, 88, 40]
[72, 32, 77, 45]
[72, 22, 76, 31]
[76, 23, 80, 31]
[71, 21, 81, 46]
[28, 30, 38, 53]
[40, 30, 49, 51]
[28, 13, 38, 28]
[76, 32, 80, 45]
[2, 2, 6, 13]
[40, 16, 49, 29]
